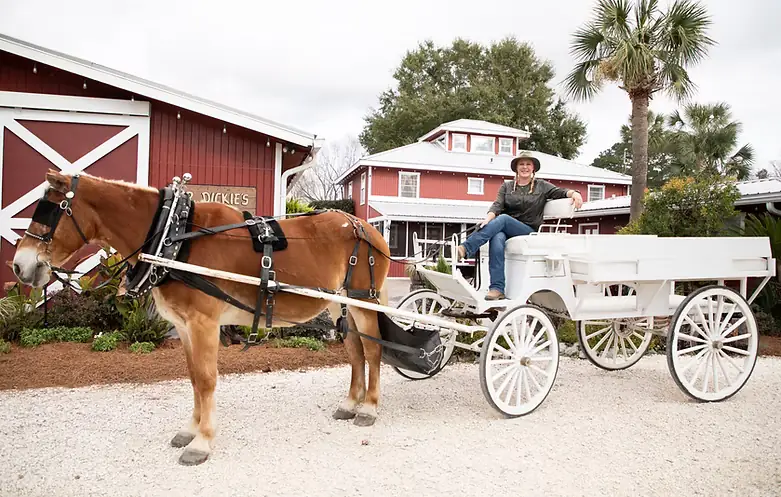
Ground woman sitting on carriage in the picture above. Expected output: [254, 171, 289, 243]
[456, 151, 583, 300]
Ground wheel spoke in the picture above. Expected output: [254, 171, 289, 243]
[722, 345, 750, 356]
[684, 315, 710, 341]
[719, 316, 748, 340]
[677, 343, 707, 357]
[491, 363, 517, 384]
[722, 333, 752, 344]
[586, 325, 611, 341]
[677, 332, 708, 344]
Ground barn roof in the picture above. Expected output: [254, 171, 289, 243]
[0, 32, 322, 149]
[336, 141, 633, 185]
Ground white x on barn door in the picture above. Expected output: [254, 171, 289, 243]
[0, 91, 150, 293]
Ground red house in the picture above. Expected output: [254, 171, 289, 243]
[335, 119, 632, 276]
[0, 32, 323, 294]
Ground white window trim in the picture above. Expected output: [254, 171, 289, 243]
[579, 222, 600, 234]
[451, 133, 467, 151]
[587, 184, 605, 202]
[398, 171, 420, 198]
[467, 177, 484, 195]
[498, 137, 513, 155]
[347, 181, 353, 199]
[360, 172, 366, 205]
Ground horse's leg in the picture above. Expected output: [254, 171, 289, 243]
[178, 314, 220, 466]
[170, 331, 200, 448]
[348, 306, 383, 427]
[333, 310, 366, 420]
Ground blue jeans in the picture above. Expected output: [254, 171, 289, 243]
[460, 214, 534, 293]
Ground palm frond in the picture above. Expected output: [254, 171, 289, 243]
[595, 0, 632, 38]
[570, 24, 607, 61]
[660, 0, 716, 65]
[658, 60, 696, 102]
[563, 59, 604, 102]
[635, 0, 660, 28]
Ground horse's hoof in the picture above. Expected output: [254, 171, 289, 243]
[178, 448, 209, 466]
[353, 413, 376, 427]
[170, 432, 196, 448]
[332, 407, 356, 420]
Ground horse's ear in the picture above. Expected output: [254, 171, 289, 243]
[45, 169, 70, 193]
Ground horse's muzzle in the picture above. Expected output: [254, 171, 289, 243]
[12, 249, 50, 288]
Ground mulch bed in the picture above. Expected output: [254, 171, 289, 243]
[1, 335, 780, 392]
[0, 339, 350, 391]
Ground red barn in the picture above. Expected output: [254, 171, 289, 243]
[335, 119, 632, 276]
[0, 33, 322, 295]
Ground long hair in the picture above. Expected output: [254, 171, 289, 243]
[514, 171, 536, 193]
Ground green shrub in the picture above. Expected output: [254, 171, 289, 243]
[92, 331, 122, 352]
[130, 341, 155, 354]
[0, 339, 10, 354]
[42, 286, 123, 331]
[753, 307, 780, 337]
[557, 320, 577, 344]
[307, 199, 355, 214]
[286, 198, 314, 214]
[0, 286, 44, 342]
[619, 175, 741, 237]
[271, 336, 325, 351]
[116, 296, 170, 345]
[19, 326, 93, 347]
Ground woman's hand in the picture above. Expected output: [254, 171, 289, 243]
[479, 212, 496, 228]
[568, 190, 583, 209]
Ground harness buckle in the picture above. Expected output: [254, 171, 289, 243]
[261, 255, 272, 269]
[349, 255, 357, 266]
[369, 256, 375, 266]
[245, 219, 256, 226]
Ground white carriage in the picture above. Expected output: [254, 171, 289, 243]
[395, 198, 776, 417]
[139, 187, 775, 419]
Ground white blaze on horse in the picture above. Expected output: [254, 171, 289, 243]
[13, 169, 394, 466]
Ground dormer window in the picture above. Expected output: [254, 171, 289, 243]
[470, 135, 495, 153]
[452, 133, 467, 151]
[499, 137, 513, 155]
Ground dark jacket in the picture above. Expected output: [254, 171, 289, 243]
[488, 178, 571, 231]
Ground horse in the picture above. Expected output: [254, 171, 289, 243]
[12, 169, 392, 466]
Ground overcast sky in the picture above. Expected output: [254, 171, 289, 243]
[1, 0, 779, 172]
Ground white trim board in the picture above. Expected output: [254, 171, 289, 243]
[0, 33, 319, 148]
[0, 90, 150, 116]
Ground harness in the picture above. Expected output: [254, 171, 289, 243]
[26, 174, 444, 374]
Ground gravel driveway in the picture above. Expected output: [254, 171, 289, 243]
[2, 354, 780, 497]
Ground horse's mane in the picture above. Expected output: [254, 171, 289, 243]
[77, 172, 159, 194]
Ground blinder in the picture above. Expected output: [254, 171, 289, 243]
[25, 175, 81, 244]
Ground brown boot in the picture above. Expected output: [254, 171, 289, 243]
[485, 289, 506, 300]
[456, 245, 467, 262]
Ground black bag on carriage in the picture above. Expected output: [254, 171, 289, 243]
[376, 311, 444, 375]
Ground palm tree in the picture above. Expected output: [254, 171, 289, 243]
[666, 102, 755, 180]
[564, 0, 715, 220]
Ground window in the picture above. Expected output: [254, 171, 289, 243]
[467, 177, 484, 195]
[451, 133, 467, 151]
[360, 172, 366, 205]
[434, 134, 447, 148]
[470, 135, 495, 153]
[347, 181, 352, 199]
[398, 172, 420, 198]
[499, 138, 513, 154]
[588, 185, 605, 202]
[579, 223, 599, 235]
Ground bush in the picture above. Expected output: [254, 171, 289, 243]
[116, 296, 171, 345]
[42, 287, 123, 331]
[307, 199, 355, 214]
[92, 331, 122, 352]
[271, 336, 326, 351]
[130, 341, 155, 354]
[619, 175, 741, 237]
[0, 286, 44, 342]
[753, 307, 780, 337]
[286, 198, 314, 214]
[0, 339, 10, 354]
[19, 326, 93, 347]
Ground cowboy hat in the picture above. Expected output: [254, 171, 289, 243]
[510, 151, 541, 173]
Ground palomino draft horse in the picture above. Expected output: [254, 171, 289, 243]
[13, 169, 392, 466]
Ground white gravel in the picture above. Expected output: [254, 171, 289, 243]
[2, 354, 781, 497]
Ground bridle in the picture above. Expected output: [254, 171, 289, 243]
[25, 174, 90, 248]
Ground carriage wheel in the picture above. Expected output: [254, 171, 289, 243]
[390, 289, 458, 380]
[479, 304, 559, 417]
[577, 283, 653, 371]
[577, 318, 653, 371]
[667, 285, 759, 402]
